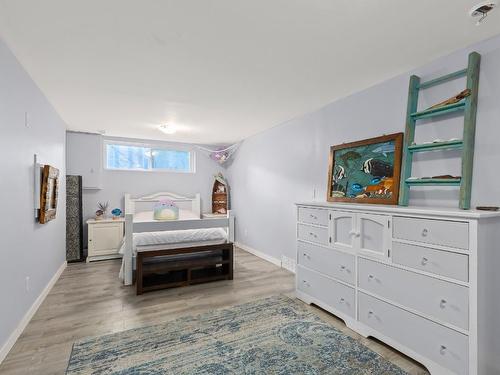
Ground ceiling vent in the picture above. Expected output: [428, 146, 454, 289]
[470, 1, 498, 25]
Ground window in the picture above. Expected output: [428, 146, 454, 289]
[105, 142, 194, 173]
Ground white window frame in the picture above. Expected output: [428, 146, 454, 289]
[103, 140, 196, 174]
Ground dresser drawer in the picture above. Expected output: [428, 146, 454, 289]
[358, 258, 469, 329]
[392, 241, 469, 282]
[393, 217, 469, 250]
[298, 207, 329, 227]
[297, 224, 329, 245]
[297, 265, 355, 318]
[298, 241, 355, 285]
[359, 293, 468, 375]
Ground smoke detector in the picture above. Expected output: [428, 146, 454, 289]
[470, 1, 498, 25]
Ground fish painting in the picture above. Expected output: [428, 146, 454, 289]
[372, 142, 395, 157]
[361, 158, 393, 178]
[327, 133, 402, 204]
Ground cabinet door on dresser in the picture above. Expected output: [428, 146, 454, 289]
[358, 213, 390, 260]
[330, 211, 357, 251]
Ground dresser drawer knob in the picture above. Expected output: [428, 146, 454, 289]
[302, 280, 310, 287]
[440, 299, 447, 309]
[303, 252, 310, 259]
[339, 297, 345, 304]
[309, 232, 318, 238]
[340, 265, 346, 271]
[422, 228, 429, 237]
[440, 345, 447, 355]
[368, 274, 375, 280]
[421, 257, 428, 266]
[368, 310, 374, 317]
[309, 214, 318, 220]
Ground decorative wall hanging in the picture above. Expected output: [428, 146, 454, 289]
[212, 173, 228, 214]
[39, 165, 60, 224]
[327, 133, 403, 205]
[398, 52, 480, 209]
[196, 143, 239, 166]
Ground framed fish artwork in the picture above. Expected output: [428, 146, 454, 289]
[327, 133, 403, 205]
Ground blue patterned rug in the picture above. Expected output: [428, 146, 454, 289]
[66, 295, 407, 374]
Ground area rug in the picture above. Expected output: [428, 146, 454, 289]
[66, 295, 407, 374]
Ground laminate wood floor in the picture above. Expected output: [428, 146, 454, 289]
[0, 248, 428, 375]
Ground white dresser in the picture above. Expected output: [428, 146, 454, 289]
[295, 202, 500, 375]
[87, 218, 124, 262]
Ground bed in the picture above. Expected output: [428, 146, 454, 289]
[121, 191, 235, 289]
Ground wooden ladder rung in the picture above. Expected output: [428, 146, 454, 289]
[408, 140, 463, 153]
[410, 101, 466, 120]
[405, 178, 462, 186]
[418, 68, 467, 90]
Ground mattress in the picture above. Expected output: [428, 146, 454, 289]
[119, 227, 228, 255]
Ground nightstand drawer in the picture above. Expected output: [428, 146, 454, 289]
[393, 217, 469, 250]
[297, 224, 329, 245]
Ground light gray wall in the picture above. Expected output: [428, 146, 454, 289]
[0, 38, 66, 354]
[66, 132, 224, 246]
[228, 34, 500, 262]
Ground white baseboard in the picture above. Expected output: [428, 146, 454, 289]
[235, 242, 295, 273]
[0, 261, 67, 364]
[281, 255, 297, 274]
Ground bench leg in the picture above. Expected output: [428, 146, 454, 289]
[228, 246, 234, 280]
[136, 253, 143, 295]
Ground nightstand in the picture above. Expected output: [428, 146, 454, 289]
[86, 218, 124, 262]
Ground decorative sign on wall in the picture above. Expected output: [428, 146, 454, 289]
[39, 165, 60, 223]
[327, 133, 403, 205]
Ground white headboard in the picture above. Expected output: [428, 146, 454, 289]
[124, 192, 201, 218]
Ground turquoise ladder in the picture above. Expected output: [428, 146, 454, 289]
[398, 51, 481, 210]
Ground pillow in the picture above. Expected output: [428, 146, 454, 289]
[153, 200, 179, 220]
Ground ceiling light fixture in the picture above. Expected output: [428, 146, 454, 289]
[158, 124, 177, 134]
[470, 1, 497, 25]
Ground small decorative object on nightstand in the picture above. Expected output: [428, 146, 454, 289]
[95, 201, 109, 220]
[86, 218, 124, 262]
[111, 208, 122, 220]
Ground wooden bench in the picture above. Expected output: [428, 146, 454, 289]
[136, 242, 233, 295]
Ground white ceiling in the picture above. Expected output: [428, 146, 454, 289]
[1, 1, 500, 144]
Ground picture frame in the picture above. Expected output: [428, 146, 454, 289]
[39, 165, 60, 224]
[327, 133, 403, 205]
